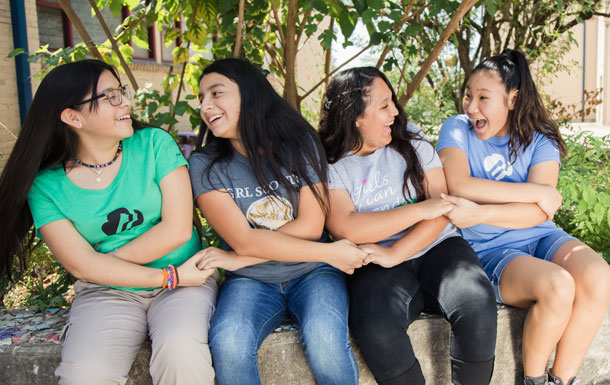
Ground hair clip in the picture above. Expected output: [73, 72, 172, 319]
[324, 97, 332, 110]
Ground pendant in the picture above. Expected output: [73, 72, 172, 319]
[94, 169, 103, 183]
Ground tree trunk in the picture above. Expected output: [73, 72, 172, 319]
[283, 0, 299, 110]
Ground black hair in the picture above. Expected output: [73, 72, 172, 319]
[318, 67, 428, 203]
[471, 49, 567, 161]
[193, 58, 329, 213]
[0, 59, 143, 279]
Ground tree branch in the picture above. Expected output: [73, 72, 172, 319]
[300, 43, 373, 100]
[269, 0, 286, 51]
[398, 0, 479, 106]
[295, 7, 313, 47]
[87, 0, 139, 90]
[319, 18, 334, 118]
[58, 0, 104, 61]
[233, 0, 246, 58]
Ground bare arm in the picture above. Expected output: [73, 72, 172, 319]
[439, 146, 562, 228]
[39, 219, 215, 287]
[196, 247, 269, 271]
[325, 168, 454, 244]
[112, 166, 195, 264]
[359, 167, 454, 267]
[195, 189, 366, 274]
[442, 194, 547, 229]
[275, 183, 326, 240]
[439, 147, 561, 210]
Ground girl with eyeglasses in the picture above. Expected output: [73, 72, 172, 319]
[0, 59, 218, 385]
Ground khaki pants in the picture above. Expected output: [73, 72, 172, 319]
[55, 271, 219, 385]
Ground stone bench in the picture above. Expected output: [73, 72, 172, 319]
[0, 307, 608, 384]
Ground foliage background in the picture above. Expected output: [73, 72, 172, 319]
[2, 0, 609, 309]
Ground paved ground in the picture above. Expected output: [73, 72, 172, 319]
[0, 308, 66, 345]
[0, 307, 299, 348]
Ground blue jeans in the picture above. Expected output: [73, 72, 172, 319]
[479, 228, 577, 304]
[209, 264, 358, 385]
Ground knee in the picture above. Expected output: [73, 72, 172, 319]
[152, 329, 211, 366]
[574, 261, 610, 305]
[443, 270, 497, 326]
[209, 321, 256, 362]
[537, 269, 575, 311]
[301, 317, 350, 356]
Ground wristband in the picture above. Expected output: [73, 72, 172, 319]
[162, 265, 178, 290]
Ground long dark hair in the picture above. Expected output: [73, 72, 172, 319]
[193, 58, 329, 213]
[0, 59, 142, 278]
[471, 49, 567, 161]
[318, 67, 427, 203]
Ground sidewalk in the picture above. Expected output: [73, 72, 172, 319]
[563, 123, 610, 137]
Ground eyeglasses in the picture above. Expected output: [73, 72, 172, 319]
[74, 84, 131, 107]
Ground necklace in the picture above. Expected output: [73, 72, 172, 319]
[73, 141, 123, 183]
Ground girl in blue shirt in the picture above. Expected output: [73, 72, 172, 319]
[437, 49, 610, 385]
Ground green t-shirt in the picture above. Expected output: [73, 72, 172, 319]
[28, 128, 201, 290]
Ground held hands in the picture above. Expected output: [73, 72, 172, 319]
[195, 247, 248, 272]
[358, 243, 402, 268]
[418, 197, 456, 220]
[175, 252, 217, 286]
[327, 239, 367, 275]
[440, 193, 481, 229]
[535, 185, 563, 221]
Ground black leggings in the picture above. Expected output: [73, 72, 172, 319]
[347, 236, 497, 385]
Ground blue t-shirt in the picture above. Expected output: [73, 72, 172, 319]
[28, 128, 201, 290]
[436, 114, 561, 254]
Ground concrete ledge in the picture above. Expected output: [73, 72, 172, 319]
[0, 307, 608, 384]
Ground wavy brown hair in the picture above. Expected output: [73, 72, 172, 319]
[318, 67, 428, 203]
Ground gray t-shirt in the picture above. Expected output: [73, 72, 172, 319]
[189, 147, 322, 283]
[328, 124, 458, 258]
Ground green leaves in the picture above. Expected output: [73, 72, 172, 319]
[556, 133, 610, 262]
[132, 27, 149, 49]
[184, 24, 207, 45]
[199, 0, 218, 26]
[6, 48, 25, 58]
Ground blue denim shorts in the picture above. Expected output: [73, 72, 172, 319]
[478, 228, 578, 304]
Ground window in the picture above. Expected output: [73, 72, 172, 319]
[36, 0, 157, 62]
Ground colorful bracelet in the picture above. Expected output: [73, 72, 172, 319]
[161, 267, 169, 289]
[162, 265, 178, 290]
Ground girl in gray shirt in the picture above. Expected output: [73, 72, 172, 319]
[189, 58, 365, 385]
[319, 67, 497, 385]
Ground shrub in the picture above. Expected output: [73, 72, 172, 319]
[555, 133, 610, 263]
